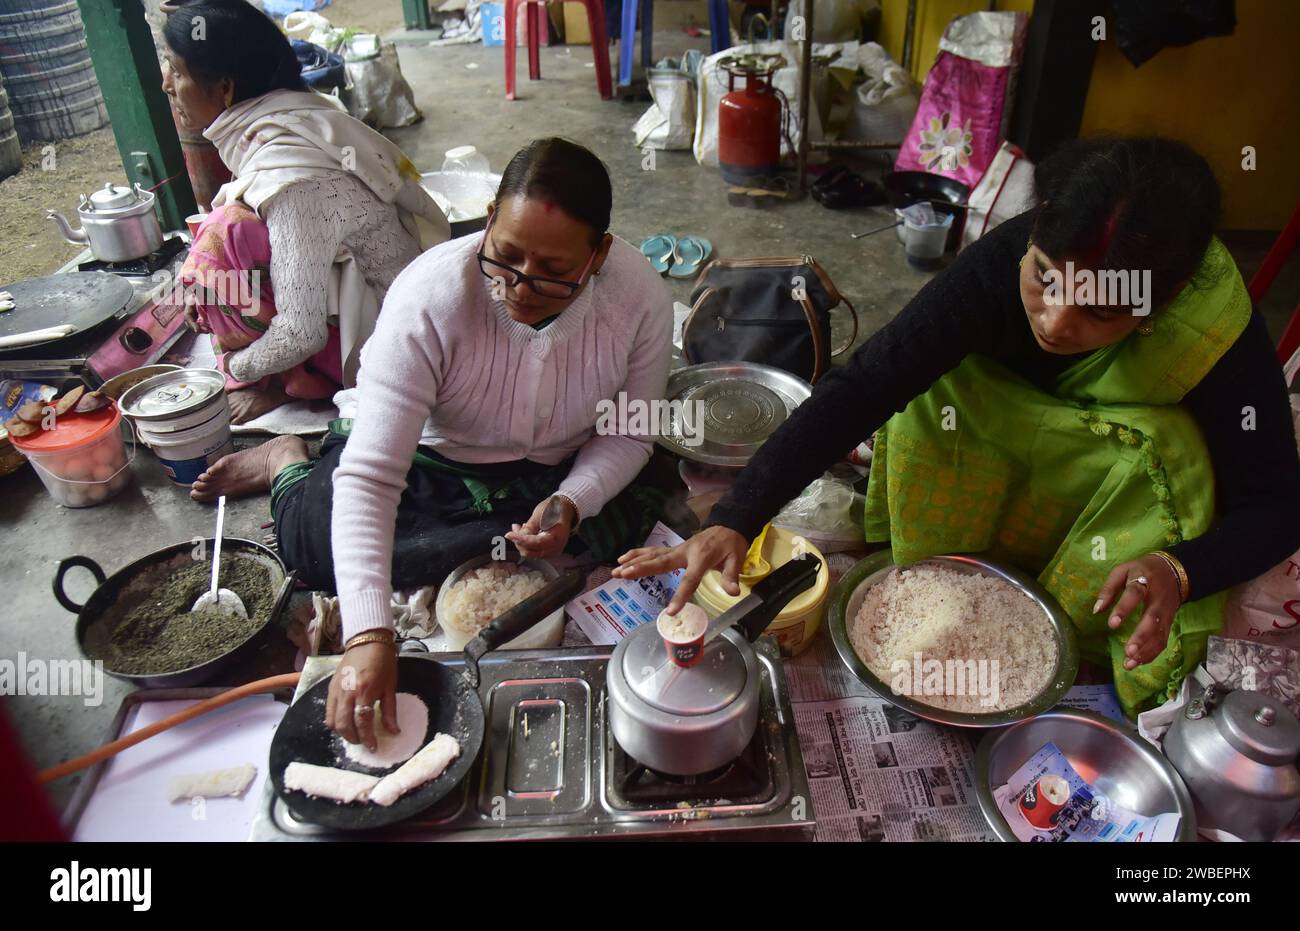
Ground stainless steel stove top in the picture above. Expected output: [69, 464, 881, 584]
[248, 638, 815, 841]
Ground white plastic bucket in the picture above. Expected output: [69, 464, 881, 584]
[900, 210, 954, 270]
[137, 400, 234, 485]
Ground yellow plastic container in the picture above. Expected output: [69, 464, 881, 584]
[693, 526, 829, 656]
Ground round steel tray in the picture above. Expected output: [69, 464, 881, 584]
[974, 708, 1197, 841]
[656, 361, 812, 468]
[827, 551, 1080, 728]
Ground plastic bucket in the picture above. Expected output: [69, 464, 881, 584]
[137, 401, 234, 485]
[12, 404, 135, 508]
[693, 527, 829, 656]
[118, 368, 234, 485]
[899, 210, 953, 270]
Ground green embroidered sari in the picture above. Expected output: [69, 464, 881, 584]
[863, 238, 1251, 718]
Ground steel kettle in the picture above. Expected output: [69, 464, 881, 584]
[1163, 682, 1300, 841]
[47, 182, 164, 263]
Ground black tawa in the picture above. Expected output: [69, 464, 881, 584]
[269, 655, 485, 832]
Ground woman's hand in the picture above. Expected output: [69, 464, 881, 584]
[183, 303, 211, 334]
[326, 638, 399, 750]
[612, 525, 749, 614]
[1093, 554, 1183, 670]
[505, 496, 575, 560]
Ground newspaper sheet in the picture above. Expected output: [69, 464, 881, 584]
[784, 633, 996, 841]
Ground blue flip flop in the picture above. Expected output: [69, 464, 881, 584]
[668, 235, 713, 279]
[640, 234, 677, 274]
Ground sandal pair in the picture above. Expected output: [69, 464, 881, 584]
[640, 234, 713, 278]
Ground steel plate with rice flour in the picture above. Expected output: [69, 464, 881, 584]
[828, 551, 1080, 728]
[656, 362, 811, 468]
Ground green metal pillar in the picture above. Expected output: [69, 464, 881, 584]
[402, 0, 433, 31]
[77, 0, 195, 231]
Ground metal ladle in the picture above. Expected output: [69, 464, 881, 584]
[192, 495, 248, 618]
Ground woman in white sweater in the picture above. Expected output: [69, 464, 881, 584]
[194, 139, 678, 749]
[163, 1, 447, 427]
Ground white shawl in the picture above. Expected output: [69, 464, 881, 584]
[205, 90, 449, 385]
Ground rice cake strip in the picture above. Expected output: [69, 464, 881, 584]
[369, 733, 461, 807]
[167, 764, 257, 802]
[283, 761, 380, 804]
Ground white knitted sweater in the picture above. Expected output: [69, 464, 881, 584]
[224, 172, 422, 383]
[331, 231, 671, 641]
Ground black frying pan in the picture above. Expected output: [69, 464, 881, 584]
[0, 272, 135, 350]
[54, 539, 294, 688]
[269, 569, 584, 831]
[883, 171, 972, 252]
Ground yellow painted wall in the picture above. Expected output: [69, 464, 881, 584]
[874, 0, 1296, 230]
[1079, 0, 1299, 230]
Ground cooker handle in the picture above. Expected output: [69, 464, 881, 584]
[53, 556, 107, 614]
[739, 556, 822, 642]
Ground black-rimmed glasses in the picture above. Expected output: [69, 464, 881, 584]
[477, 212, 599, 300]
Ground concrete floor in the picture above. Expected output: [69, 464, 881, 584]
[4, 32, 1297, 813]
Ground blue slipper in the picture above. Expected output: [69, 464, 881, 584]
[640, 234, 677, 274]
[668, 235, 712, 278]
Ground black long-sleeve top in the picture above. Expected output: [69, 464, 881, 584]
[704, 210, 1300, 602]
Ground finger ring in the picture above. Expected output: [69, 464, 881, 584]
[1128, 576, 1150, 588]
[353, 705, 374, 717]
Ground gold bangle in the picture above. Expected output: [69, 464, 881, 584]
[345, 630, 396, 652]
[1153, 550, 1190, 603]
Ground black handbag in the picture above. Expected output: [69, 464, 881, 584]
[682, 255, 858, 383]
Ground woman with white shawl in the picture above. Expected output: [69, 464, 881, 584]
[162, 1, 448, 430]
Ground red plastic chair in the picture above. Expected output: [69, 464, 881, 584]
[505, 0, 613, 100]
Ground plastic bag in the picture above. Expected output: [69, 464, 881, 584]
[771, 465, 865, 553]
[841, 42, 917, 148]
[346, 43, 422, 128]
[782, 0, 879, 43]
[894, 11, 1028, 189]
[634, 71, 696, 151]
[960, 141, 1037, 249]
[262, 0, 330, 18]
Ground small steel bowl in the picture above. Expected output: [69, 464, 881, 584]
[98, 363, 182, 401]
[974, 708, 1198, 841]
[431, 554, 565, 651]
[656, 361, 812, 468]
[827, 551, 1080, 727]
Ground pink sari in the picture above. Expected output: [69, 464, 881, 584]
[180, 203, 343, 399]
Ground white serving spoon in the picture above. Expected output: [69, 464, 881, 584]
[192, 495, 248, 618]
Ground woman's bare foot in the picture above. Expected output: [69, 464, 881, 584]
[191, 434, 309, 502]
[229, 383, 292, 425]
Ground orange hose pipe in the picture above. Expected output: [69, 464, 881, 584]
[38, 672, 301, 784]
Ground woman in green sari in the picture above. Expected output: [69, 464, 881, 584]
[615, 137, 1300, 718]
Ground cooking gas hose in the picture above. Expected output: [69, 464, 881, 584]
[37, 673, 301, 784]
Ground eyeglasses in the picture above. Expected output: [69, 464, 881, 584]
[477, 212, 599, 300]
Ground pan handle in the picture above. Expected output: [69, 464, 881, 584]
[269, 570, 297, 625]
[474, 569, 584, 654]
[53, 556, 107, 614]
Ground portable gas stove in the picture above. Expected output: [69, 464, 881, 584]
[249, 638, 815, 841]
[0, 236, 190, 386]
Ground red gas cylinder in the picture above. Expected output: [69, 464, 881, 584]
[717, 55, 786, 185]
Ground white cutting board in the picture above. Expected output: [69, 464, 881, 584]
[72, 695, 284, 842]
